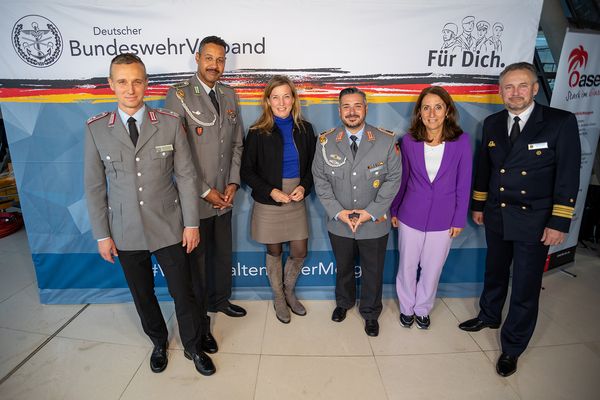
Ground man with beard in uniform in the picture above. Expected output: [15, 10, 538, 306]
[312, 87, 402, 337]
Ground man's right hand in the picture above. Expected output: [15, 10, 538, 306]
[391, 216, 399, 228]
[98, 238, 118, 263]
[204, 188, 231, 209]
[472, 211, 484, 225]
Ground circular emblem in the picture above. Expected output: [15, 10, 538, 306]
[319, 136, 327, 144]
[373, 179, 380, 189]
[12, 15, 63, 68]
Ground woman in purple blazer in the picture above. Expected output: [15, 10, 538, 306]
[390, 86, 472, 329]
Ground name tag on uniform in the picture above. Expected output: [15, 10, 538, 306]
[155, 144, 174, 152]
[528, 142, 548, 150]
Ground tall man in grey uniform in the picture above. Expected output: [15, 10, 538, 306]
[84, 54, 215, 375]
[312, 87, 402, 337]
[165, 36, 246, 318]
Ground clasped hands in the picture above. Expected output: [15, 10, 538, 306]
[205, 184, 238, 210]
[338, 209, 373, 233]
[270, 186, 305, 203]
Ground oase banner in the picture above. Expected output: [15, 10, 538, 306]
[547, 29, 600, 269]
[0, 0, 543, 303]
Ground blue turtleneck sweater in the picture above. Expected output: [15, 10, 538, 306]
[275, 115, 300, 178]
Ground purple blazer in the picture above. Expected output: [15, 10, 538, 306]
[390, 132, 472, 231]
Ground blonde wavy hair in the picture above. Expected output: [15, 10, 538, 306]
[251, 75, 304, 134]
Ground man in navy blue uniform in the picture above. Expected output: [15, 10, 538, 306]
[459, 62, 581, 377]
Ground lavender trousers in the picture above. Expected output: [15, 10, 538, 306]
[396, 222, 452, 316]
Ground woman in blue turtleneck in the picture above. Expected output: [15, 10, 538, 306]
[241, 75, 316, 323]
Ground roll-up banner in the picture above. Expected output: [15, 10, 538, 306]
[547, 29, 600, 270]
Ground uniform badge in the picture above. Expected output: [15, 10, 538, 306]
[488, 140, 496, 147]
[373, 179, 380, 188]
[366, 130, 375, 141]
[336, 131, 344, 142]
[536, 150, 542, 155]
[193, 86, 200, 94]
[196, 127, 203, 136]
[226, 109, 237, 123]
[319, 135, 327, 144]
[177, 89, 185, 99]
[330, 154, 342, 161]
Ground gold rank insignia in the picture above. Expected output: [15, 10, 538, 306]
[373, 179, 380, 188]
[176, 89, 185, 99]
[488, 140, 496, 147]
[319, 135, 327, 144]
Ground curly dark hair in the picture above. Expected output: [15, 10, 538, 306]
[408, 86, 463, 142]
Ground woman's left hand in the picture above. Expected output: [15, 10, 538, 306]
[449, 227, 463, 238]
[289, 185, 305, 202]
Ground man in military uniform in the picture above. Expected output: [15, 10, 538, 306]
[312, 87, 402, 337]
[459, 62, 581, 377]
[84, 53, 215, 375]
[165, 36, 246, 319]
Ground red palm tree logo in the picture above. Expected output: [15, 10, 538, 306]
[568, 45, 588, 87]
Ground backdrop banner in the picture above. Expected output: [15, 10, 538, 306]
[0, 0, 544, 303]
[547, 29, 600, 269]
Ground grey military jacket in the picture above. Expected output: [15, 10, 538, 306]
[164, 74, 244, 219]
[312, 123, 402, 240]
[84, 106, 200, 252]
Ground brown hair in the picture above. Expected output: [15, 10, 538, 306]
[109, 53, 147, 78]
[251, 75, 304, 134]
[409, 86, 463, 142]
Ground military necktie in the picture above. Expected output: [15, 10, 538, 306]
[128, 117, 139, 146]
[209, 89, 220, 116]
[509, 116, 520, 145]
[350, 135, 358, 157]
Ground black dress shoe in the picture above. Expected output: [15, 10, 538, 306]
[496, 353, 518, 377]
[201, 332, 218, 354]
[150, 344, 168, 373]
[399, 313, 414, 328]
[331, 306, 347, 322]
[215, 302, 247, 317]
[184, 350, 216, 376]
[458, 317, 500, 332]
[364, 319, 379, 336]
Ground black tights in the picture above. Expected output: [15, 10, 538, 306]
[266, 239, 307, 259]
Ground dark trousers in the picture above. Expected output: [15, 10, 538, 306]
[478, 227, 549, 357]
[194, 212, 233, 310]
[329, 232, 388, 320]
[118, 243, 202, 353]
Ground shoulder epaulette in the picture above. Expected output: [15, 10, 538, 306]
[377, 127, 395, 136]
[319, 128, 336, 137]
[86, 112, 109, 125]
[154, 108, 179, 119]
[172, 81, 190, 89]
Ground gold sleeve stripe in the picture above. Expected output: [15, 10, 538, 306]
[472, 191, 488, 201]
[552, 204, 574, 219]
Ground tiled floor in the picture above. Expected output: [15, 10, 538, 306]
[0, 228, 599, 399]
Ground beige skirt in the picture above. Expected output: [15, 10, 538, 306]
[251, 178, 309, 244]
